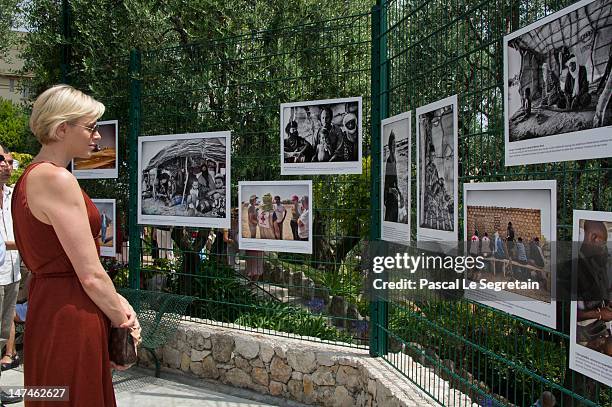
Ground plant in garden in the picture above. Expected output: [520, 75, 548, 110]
[235, 302, 353, 343]
[0, 98, 34, 155]
[101, 256, 129, 288]
[8, 152, 32, 185]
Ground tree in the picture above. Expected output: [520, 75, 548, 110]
[0, 0, 20, 58]
[20, 0, 374, 271]
[0, 97, 35, 154]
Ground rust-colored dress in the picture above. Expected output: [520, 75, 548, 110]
[11, 162, 116, 407]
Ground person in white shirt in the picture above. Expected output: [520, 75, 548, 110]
[0, 145, 22, 404]
[297, 195, 309, 241]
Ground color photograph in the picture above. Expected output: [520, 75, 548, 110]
[570, 210, 612, 387]
[238, 181, 312, 254]
[381, 111, 411, 243]
[138, 132, 231, 229]
[463, 181, 557, 329]
[91, 199, 116, 257]
[72, 120, 119, 179]
[281, 97, 362, 175]
[416, 95, 458, 241]
[504, 0, 612, 165]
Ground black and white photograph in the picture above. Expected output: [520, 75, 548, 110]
[504, 0, 612, 166]
[280, 97, 362, 175]
[416, 95, 458, 241]
[238, 181, 312, 254]
[137, 132, 231, 229]
[464, 181, 557, 329]
[72, 120, 118, 179]
[91, 199, 116, 258]
[570, 210, 612, 387]
[381, 111, 411, 243]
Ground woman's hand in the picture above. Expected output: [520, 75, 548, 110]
[110, 361, 132, 371]
[116, 294, 136, 329]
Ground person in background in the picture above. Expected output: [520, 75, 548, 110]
[481, 232, 491, 257]
[272, 195, 287, 240]
[469, 230, 480, 256]
[290, 195, 301, 241]
[225, 208, 239, 268]
[529, 237, 545, 268]
[506, 222, 515, 257]
[494, 231, 506, 259]
[515, 237, 529, 279]
[100, 209, 109, 244]
[248, 195, 259, 239]
[1, 302, 27, 372]
[383, 131, 399, 222]
[11, 85, 137, 406]
[297, 195, 310, 241]
[530, 391, 556, 407]
[0, 145, 22, 404]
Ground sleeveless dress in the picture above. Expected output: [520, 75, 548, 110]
[11, 162, 116, 407]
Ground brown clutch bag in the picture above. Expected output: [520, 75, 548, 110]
[109, 324, 141, 367]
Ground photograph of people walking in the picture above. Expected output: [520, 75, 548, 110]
[238, 181, 312, 254]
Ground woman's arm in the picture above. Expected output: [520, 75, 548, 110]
[27, 164, 132, 328]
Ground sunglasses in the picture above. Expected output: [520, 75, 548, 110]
[0, 155, 14, 167]
[70, 122, 100, 134]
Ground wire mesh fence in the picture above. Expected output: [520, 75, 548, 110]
[375, 0, 611, 405]
[62, 0, 612, 404]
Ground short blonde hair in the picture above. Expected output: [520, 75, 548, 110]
[29, 84, 105, 144]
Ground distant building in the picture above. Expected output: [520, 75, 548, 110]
[0, 31, 32, 104]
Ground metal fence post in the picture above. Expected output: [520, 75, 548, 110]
[128, 48, 142, 290]
[60, 0, 71, 84]
[369, 2, 389, 358]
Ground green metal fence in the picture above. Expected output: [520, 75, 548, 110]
[61, 0, 612, 404]
[124, 13, 374, 348]
[373, 0, 611, 405]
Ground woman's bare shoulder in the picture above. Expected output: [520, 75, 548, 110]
[27, 163, 80, 196]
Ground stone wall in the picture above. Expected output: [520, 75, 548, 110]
[466, 205, 541, 241]
[138, 320, 437, 407]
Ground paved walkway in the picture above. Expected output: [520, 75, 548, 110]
[2, 366, 289, 406]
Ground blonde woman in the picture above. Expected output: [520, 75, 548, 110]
[11, 85, 136, 406]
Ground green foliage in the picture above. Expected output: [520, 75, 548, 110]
[8, 152, 32, 185]
[235, 302, 353, 343]
[0, 0, 20, 58]
[0, 98, 34, 154]
[101, 257, 130, 288]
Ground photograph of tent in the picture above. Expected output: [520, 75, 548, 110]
[137, 132, 231, 228]
[504, 0, 612, 165]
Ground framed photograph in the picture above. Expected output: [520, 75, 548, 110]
[570, 210, 612, 387]
[91, 199, 116, 257]
[463, 180, 557, 328]
[72, 120, 119, 179]
[238, 181, 312, 254]
[381, 111, 411, 243]
[416, 95, 458, 241]
[504, 0, 612, 166]
[280, 97, 362, 175]
[137, 132, 231, 228]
